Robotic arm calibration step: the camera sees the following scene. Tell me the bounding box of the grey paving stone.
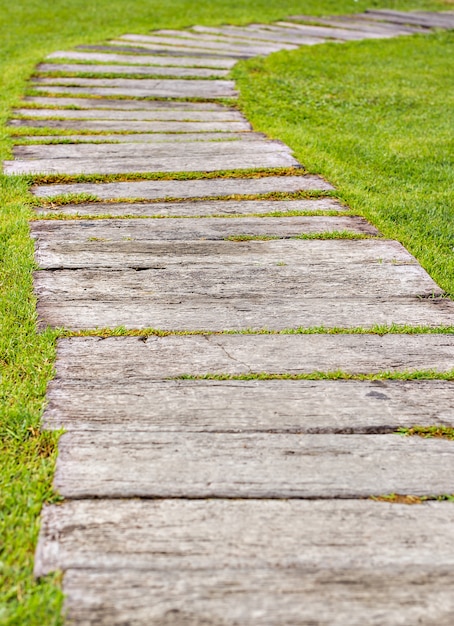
[57,567,454,626]
[8,119,250,132]
[14,139,290,160]
[273,21,393,40]
[364,9,454,28]
[32,175,334,199]
[31,77,238,98]
[113,34,293,55]
[5,151,298,174]
[51,431,454,498]
[51,334,454,379]
[14,107,246,122]
[36,198,345,216]
[36,62,230,78]
[188,25,326,46]
[20,132,261,145]
[35,499,454,624]
[42,378,454,433]
[46,50,237,68]
[22,96,229,110]
[31,216,372,241]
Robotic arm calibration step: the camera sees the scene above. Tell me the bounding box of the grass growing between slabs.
[1,0,454,623]
[233,30,454,295]
[0,176,63,624]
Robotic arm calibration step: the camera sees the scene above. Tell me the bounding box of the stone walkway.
[5,10,454,624]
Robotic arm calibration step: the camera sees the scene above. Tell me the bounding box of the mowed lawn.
[0,0,453,624]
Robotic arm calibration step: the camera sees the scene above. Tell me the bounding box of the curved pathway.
[5,10,454,624]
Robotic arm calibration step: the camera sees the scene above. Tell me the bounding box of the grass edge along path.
[2,5,454,625]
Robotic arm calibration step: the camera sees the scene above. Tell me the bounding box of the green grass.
[1,0,454,623]
[233,30,454,294]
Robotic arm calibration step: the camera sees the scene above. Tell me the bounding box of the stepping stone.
[36,62,230,78]
[33,175,334,199]
[52,430,454,498]
[52,335,454,378]
[18,132,262,145]
[112,34,293,55]
[36,198,345,216]
[288,14,426,34]
[14,108,246,122]
[14,139,290,159]
[35,499,454,624]
[8,119,250,133]
[273,21,394,40]
[5,151,298,175]
[32,237,453,329]
[42,378,454,433]
[31,77,238,98]
[365,9,454,28]
[185,25,326,46]
[46,50,237,68]
[31,215,375,239]
[80,43,247,60]
[22,96,230,110]
[122,31,298,50]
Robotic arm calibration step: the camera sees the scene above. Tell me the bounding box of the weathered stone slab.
[94,42,251,59]
[36,198,345,216]
[32,77,237,98]
[57,567,454,626]
[33,281,453,329]
[290,14,425,34]
[188,25,325,46]
[22,96,228,110]
[52,334,454,379]
[113,34,292,55]
[35,499,454,624]
[365,9,454,28]
[31,217,372,241]
[35,499,454,575]
[14,108,246,122]
[5,151,298,174]
[51,431,454,498]
[46,50,237,68]
[8,119,250,133]
[274,21,390,40]
[42,378,454,433]
[36,62,230,78]
[36,296,453,329]
[31,236,430,267]
[15,140,290,160]
[33,175,334,199]
[19,132,260,145]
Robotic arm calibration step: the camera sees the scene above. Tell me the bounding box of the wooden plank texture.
[15,140,290,159]
[36,62,230,77]
[8,119,251,133]
[36,198,345,216]
[14,108,246,122]
[46,50,237,68]
[32,175,334,199]
[22,96,228,110]
[5,151,299,174]
[31,216,374,239]
[35,499,454,624]
[31,84,236,99]
[51,431,454,498]
[59,567,454,626]
[52,335,454,379]
[35,499,454,574]
[42,378,454,432]
[110,36,290,55]
[19,133,260,145]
